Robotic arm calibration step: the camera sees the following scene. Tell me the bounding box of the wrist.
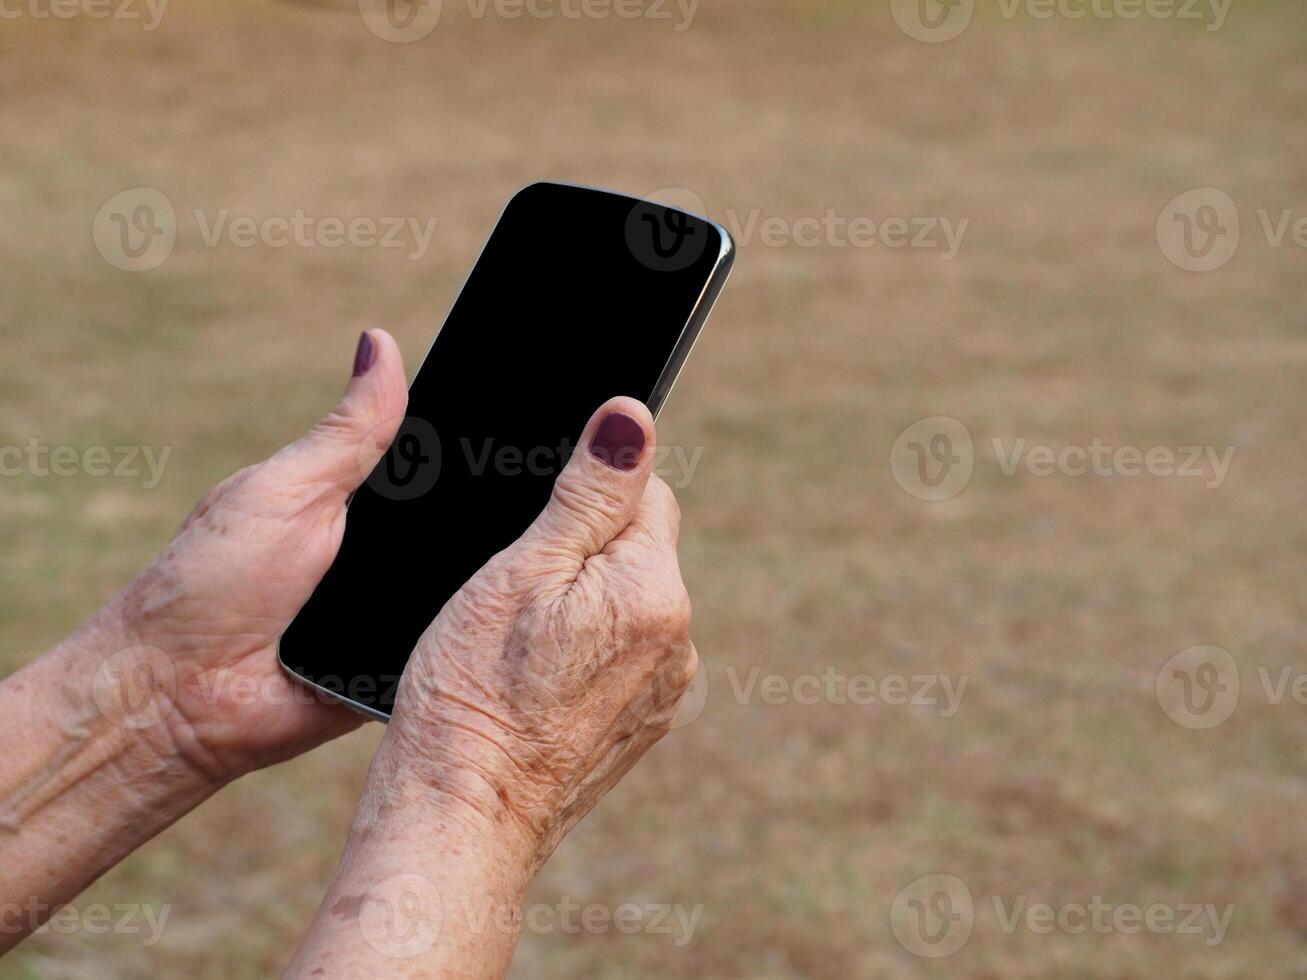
[29,597,224,822]
[0,601,222,948]
[361,727,541,876]
[286,734,537,976]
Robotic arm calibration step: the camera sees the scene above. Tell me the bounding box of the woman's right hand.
[288,397,699,978]
[381,395,697,870]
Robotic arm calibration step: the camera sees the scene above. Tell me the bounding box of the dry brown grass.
[2,0,1307,976]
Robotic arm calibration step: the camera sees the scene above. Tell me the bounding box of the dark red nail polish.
[589,412,646,471]
[352,332,376,377]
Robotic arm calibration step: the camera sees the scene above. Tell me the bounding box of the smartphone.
[278,181,734,718]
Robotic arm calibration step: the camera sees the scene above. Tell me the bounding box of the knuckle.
[177,464,261,532]
[660,643,697,697]
[627,642,696,731]
[679,641,699,683]
[311,405,364,442]
[635,577,692,638]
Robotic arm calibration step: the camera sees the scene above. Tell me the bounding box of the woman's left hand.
[106,329,409,781]
[0,330,410,953]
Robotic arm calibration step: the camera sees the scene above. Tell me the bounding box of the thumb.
[522,396,657,562]
[262,330,408,503]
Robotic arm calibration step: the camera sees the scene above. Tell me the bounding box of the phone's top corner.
[711,219,736,267]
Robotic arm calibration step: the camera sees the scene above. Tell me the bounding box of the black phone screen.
[278,182,730,715]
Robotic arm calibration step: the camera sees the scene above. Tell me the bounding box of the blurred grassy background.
[2,0,1307,976]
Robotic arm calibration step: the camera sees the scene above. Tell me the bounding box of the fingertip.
[351,331,377,377]
[584,396,656,474]
[347,329,408,419]
[366,327,401,359]
[519,398,657,563]
[356,329,403,378]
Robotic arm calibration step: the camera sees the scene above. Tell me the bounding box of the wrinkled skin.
[112,327,696,862]
[0,327,698,972]
[388,433,697,871]
[111,330,408,781]
[284,383,699,977]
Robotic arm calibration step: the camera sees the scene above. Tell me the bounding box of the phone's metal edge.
[276,180,733,723]
[285,672,394,723]
[647,225,735,419]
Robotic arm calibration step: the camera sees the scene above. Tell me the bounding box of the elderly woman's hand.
[391,396,696,865]
[0,331,413,954]
[288,398,698,978]
[108,330,409,780]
